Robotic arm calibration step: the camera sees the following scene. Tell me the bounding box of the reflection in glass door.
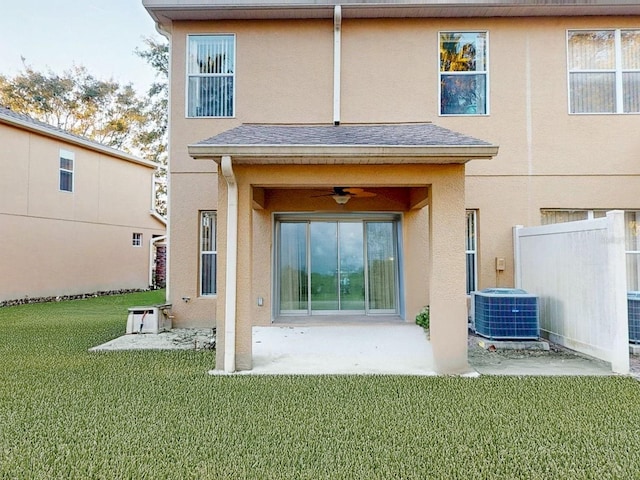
[277,217,398,316]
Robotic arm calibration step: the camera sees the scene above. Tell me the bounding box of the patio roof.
[188,123,499,165]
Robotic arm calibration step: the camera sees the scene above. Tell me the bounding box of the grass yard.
[2,291,640,479]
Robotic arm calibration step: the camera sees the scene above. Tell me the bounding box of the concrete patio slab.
[237,324,436,375]
[90,325,632,377]
[89,328,214,352]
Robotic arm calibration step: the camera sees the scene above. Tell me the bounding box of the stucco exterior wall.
[166,14,640,328]
[0,122,165,302]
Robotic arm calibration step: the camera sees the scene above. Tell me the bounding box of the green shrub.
[416,305,430,329]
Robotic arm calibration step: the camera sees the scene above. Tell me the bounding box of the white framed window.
[568,29,640,114]
[466,210,478,294]
[132,233,143,247]
[187,34,235,118]
[439,31,489,115]
[59,149,74,192]
[200,211,217,295]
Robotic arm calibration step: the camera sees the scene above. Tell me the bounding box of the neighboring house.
[0,106,166,303]
[143,0,640,373]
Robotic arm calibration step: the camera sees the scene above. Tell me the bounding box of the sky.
[0,0,162,94]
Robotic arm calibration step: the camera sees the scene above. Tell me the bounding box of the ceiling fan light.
[332,193,351,205]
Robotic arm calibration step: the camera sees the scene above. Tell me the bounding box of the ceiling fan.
[313,187,376,205]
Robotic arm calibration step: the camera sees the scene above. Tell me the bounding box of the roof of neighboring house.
[0,106,158,169]
[144,0,640,23]
[189,123,499,164]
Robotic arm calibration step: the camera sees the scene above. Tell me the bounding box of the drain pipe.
[333,5,342,126]
[221,155,238,373]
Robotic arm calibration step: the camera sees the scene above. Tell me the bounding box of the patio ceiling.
[188,123,499,165]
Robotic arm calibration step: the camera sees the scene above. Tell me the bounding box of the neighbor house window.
[440,31,488,115]
[466,210,478,294]
[201,211,217,295]
[187,34,235,118]
[541,209,640,290]
[132,233,142,247]
[59,150,74,192]
[568,29,640,114]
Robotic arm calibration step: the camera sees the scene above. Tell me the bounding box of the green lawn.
[2,291,640,479]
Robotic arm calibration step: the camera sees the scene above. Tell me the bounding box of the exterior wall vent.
[471,288,539,340]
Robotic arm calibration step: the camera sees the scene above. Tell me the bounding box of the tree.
[135,37,169,217]
[0,65,148,152]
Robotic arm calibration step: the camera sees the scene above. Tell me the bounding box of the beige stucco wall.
[166,14,640,331]
[0,123,165,302]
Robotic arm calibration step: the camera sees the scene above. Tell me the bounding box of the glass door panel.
[277,217,399,317]
[339,222,365,311]
[279,222,307,313]
[366,222,397,312]
[310,222,339,311]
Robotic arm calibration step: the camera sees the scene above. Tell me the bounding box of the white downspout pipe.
[333,5,342,126]
[221,155,238,373]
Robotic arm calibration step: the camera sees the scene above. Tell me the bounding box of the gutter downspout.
[221,155,238,373]
[333,5,342,126]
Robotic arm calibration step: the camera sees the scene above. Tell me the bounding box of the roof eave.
[0,113,158,169]
[143,0,640,24]
[187,143,499,164]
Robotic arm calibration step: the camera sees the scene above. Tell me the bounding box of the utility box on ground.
[471,288,539,340]
[628,292,640,344]
[126,304,172,334]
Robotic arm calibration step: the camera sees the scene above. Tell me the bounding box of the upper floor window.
[568,29,640,114]
[439,31,489,115]
[59,149,74,192]
[187,34,235,118]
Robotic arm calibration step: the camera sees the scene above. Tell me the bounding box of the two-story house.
[143,0,640,373]
[0,106,166,304]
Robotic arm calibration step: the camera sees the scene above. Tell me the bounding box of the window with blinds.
[187,35,235,118]
[568,29,640,114]
[200,211,217,295]
[59,149,74,193]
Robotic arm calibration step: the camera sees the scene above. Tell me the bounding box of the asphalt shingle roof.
[197,123,492,147]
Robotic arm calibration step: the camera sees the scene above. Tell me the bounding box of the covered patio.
[188,122,498,374]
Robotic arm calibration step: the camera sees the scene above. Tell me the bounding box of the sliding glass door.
[277,216,399,316]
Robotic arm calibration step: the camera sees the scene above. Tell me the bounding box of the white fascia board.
[188,143,499,162]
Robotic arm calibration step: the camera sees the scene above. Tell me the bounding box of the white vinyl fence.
[513,210,629,374]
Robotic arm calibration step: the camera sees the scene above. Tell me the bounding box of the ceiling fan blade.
[352,191,376,198]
